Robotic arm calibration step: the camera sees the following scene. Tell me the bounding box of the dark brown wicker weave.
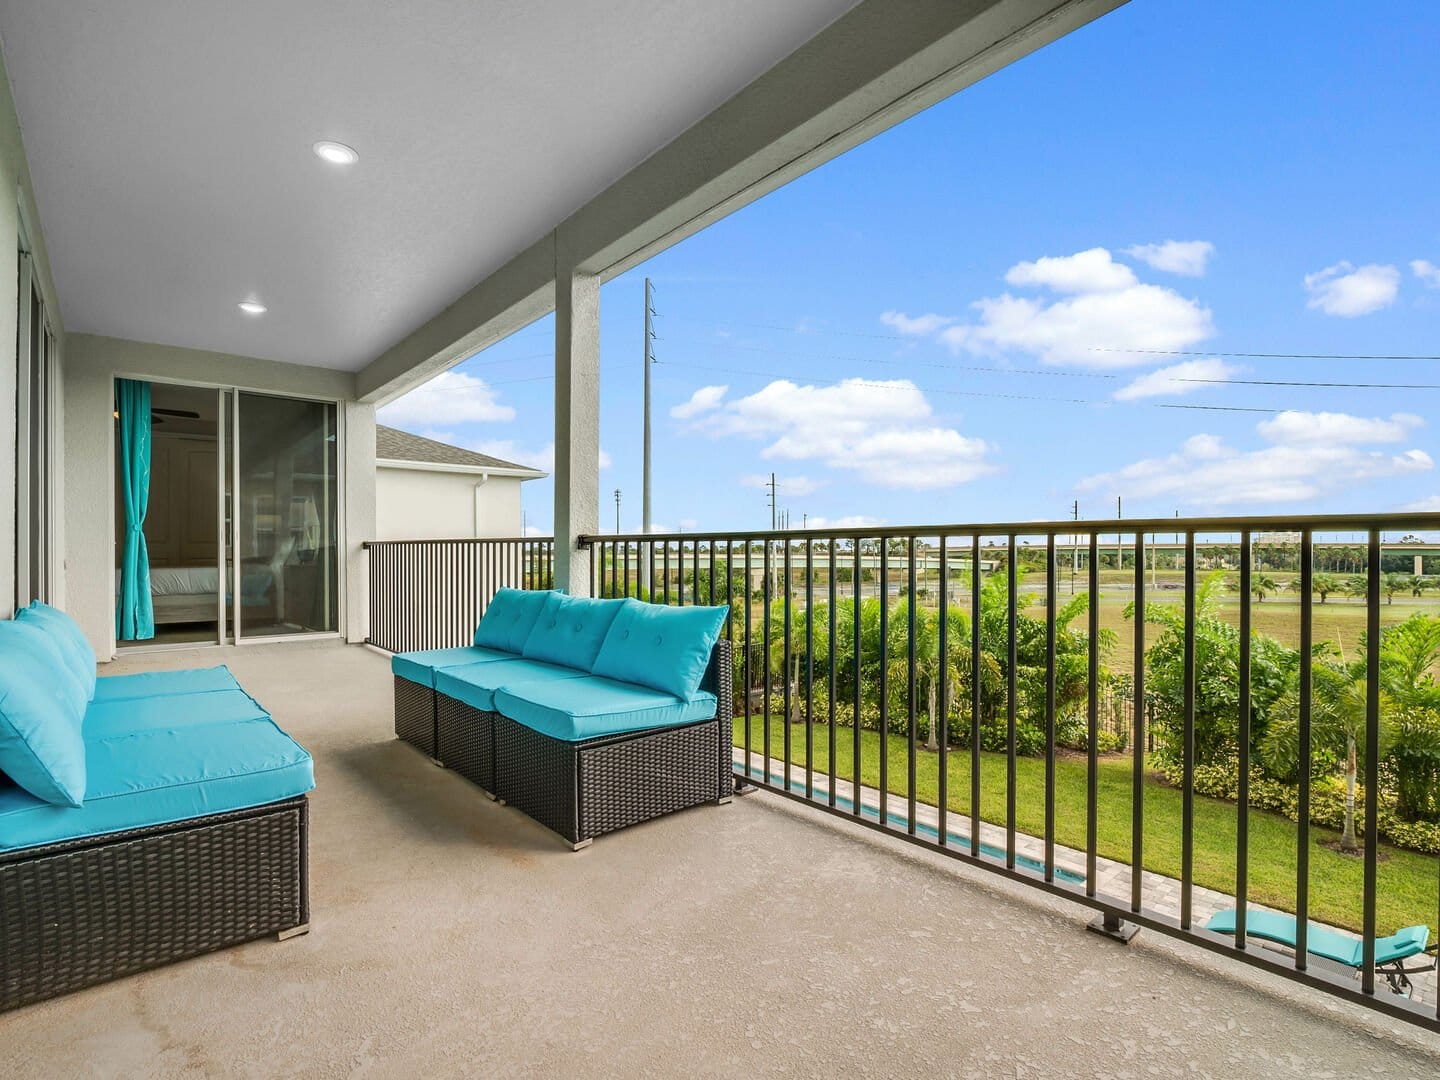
[0,796,309,1012]
[436,693,496,794]
[393,674,437,757]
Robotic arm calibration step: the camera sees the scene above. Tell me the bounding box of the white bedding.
[148,566,220,596]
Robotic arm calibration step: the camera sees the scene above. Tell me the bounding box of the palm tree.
[1262,663,1393,851]
[1382,572,1406,606]
[1406,574,1433,599]
[1253,574,1278,603]
[1312,572,1339,604]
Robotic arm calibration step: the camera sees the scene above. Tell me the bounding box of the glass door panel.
[234,392,339,638]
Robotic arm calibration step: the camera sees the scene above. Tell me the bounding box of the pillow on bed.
[15,601,97,701]
[0,627,88,807]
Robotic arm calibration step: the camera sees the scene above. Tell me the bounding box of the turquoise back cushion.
[591,600,729,700]
[473,588,557,653]
[0,619,87,723]
[521,594,625,671]
[15,601,97,701]
[0,635,88,807]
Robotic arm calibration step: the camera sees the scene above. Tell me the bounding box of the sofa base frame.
[0,797,310,1012]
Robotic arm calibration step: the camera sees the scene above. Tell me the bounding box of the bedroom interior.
[112,381,340,647]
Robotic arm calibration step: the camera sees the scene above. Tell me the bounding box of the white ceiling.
[0,1,859,371]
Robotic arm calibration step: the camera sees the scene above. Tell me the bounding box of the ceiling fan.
[150,407,201,424]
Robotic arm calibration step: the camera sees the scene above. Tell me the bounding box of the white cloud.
[379,370,516,427]
[1123,240,1215,277]
[1004,247,1138,293]
[740,474,826,497]
[1304,262,1400,317]
[1078,411,1432,507]
[678,518,699,531]
[670,384,728,420]
[804,515,887,530]
[683,378,994,490]
[1255,410,1421,447]
[1403,495,1440,512]
[880,310,955,336]
[1113,358,1242,400]
[467,439,609,474]
[1412,259,1440,289]
[523,524,548,538]
[882,247,1214,368]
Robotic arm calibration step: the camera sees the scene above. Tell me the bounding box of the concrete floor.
[6,641,1440,1079]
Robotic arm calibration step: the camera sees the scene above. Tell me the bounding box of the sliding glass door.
[233,392,339,638]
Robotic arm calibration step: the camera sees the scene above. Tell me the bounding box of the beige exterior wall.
[62,333,374,658]
[375,465,526,540]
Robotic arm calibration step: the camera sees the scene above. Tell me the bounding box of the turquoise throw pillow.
[0,619,87,725]
[591,599,729,701]
[474,588,558,653]
[0,642,88,807]
[16,600,97,701]
[521,594,625,671]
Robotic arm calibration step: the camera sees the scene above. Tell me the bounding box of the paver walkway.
[732,746,1438,1009]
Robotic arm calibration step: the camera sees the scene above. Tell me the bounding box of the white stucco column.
[343,400,376,643]
[553,265,600,596]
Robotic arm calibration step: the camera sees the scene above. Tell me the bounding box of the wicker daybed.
[0,605,312,1012]
[392,589,732,848]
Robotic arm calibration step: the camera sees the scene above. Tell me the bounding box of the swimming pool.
[738,766,1087,886]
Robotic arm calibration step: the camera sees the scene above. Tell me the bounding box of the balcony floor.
[8,641,1439,1078]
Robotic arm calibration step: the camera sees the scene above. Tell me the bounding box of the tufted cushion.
[590,599,728,701]
[520,594,624,671]
[473,588,559,653]
[15,601,97,702]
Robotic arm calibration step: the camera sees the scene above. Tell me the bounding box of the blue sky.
[379,0,1440,536]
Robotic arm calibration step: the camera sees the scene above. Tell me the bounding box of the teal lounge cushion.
[391,645,518,687]
[0,618,87,721]
[591,599,728,700]
[494,675,718,742]
[1204,909,1430,968]
[15,600,97,701]
[474,588,559,652]
[0,643,88,807]
[84,688,270,741]
[520,594,624,670]
[0,715,314,852]
[92,665,242,703]
[434,657,589,713]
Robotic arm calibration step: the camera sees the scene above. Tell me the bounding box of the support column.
[553,265,600,596]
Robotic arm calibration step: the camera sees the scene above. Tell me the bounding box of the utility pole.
[641,278,657,590]
[767,472,778,531]
[614,489,621,534]
[1071,500,1079,594]
[1116,495,1123,572]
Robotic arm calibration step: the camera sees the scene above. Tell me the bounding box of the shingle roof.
[375,425,543,475]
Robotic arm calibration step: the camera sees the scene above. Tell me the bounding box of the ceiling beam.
[356,0,1127,404]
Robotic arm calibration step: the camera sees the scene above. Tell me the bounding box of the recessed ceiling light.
[312,140,359,165]
[238,300,267,315]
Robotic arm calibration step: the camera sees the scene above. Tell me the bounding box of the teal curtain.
[116,379,154,640]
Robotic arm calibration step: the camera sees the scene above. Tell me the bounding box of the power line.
[1093,347,1440,361]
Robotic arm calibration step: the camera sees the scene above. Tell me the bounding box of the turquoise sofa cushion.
[0,642,88,808]
[391,645,517,687]
[84,688,270,741]
[591,600,728,700]
[92,665,242,703]
[473,588,558,652]
[15,600,97,701]
[494,676,718,742]
[0,715,314,852]
[434,657,589,713]
[0,618,87,721]
[520,594,624,670]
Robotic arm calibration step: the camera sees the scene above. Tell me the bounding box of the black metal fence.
[581,513,1440,1033]
[363,537,553,653]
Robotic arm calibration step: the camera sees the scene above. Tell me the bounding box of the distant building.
[375,426,545,540]
[1254,531,1301,545]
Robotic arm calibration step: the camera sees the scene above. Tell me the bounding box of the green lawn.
[733,717,1439,939]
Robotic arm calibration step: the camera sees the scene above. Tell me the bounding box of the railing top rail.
[364,537,554,548]
[580,511,1440,546]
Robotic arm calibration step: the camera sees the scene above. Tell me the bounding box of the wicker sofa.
[392,589,732,848]
[0,604,313,1012]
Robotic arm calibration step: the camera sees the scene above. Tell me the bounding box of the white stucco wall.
[62,333,374,658]
[0,45,64,619]
[375,465,526,540]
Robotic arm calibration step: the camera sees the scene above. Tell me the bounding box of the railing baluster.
[1182,530,1196,930]
[879,542,890,828]
[1007,533,1018,870]
[853,539,863,819]
[783,540,793,793]
[904,536,917,834]
[828,539,838,809]
[744,541,754,782]
[970,534,982,862]
[1363,529,1381,994]
[1045,533,1057,882]
[1237,529,1253,949]
[938,535,949,847]
[1086,532,1099,897]
[806,540,816,801]
[1132,531,1145,915]
[1296,529,1311,966]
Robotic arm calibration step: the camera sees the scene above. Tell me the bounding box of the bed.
[117,565,278,625]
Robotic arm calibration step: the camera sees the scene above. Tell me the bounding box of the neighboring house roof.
[375,425,546,478]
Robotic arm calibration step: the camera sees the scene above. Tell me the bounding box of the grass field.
[733,717,1440,939]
